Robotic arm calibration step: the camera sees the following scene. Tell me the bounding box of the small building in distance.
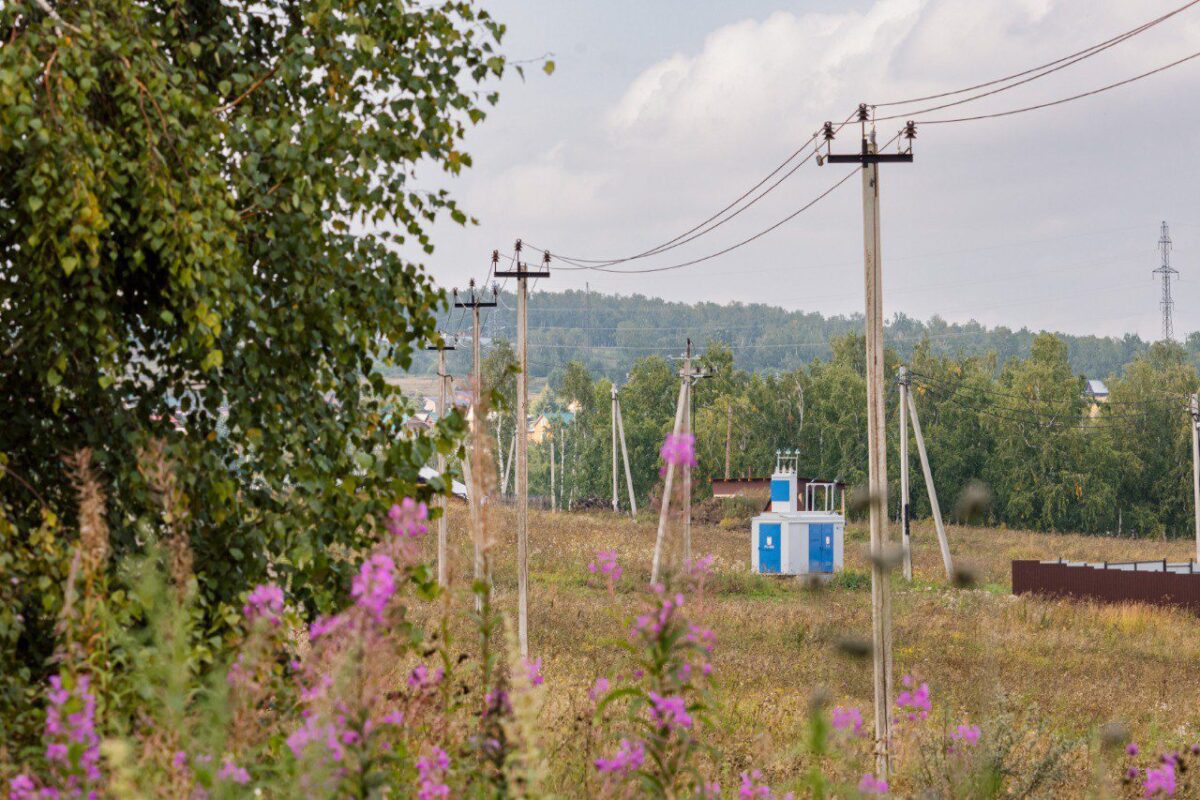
[1084,379,1109,417]
[750,451,845,577]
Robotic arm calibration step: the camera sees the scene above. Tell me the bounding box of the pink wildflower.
[739,770,771,798]
[660,432,697,467]
[416,747,451,800]
[523,657,544,687]
[309,613,349,641]
[896,675,931,721]
[218,758,250,785]
[831,706,864,736]
[588,549,623,592]
[1128,743,1141,756]
[647,691,692,731]
[242,583,285,625]
[595,739,645,775]
[1144,762,1176,797]
[7,775,37,800]
[951,723,981,748]
[858,773,890,794]
[589,677,610,701]
[408,664,445,691]
[43,673,102,792]
[351,553,396,622]
[387,497,429,539]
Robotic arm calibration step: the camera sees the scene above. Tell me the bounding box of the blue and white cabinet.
[751,451,844,576]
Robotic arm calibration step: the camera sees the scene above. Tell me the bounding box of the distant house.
[1084,379,1109,417]
[528,410,575,443]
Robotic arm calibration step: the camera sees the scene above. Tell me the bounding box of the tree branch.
[214,59,282,115]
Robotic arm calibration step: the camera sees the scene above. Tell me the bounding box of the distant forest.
[403,289,1196,382]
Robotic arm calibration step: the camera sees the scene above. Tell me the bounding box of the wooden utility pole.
[824,109,913,778]
[611,383,620,513]
[907,390,953,579]
[424,336,456,587]
[898,367,912,582]
[615,391,637,517]
[724,400,733,481]
[494,244,550,659]
[453,278,497,611]
[549,427,556,512]
[1191,394,1200,561]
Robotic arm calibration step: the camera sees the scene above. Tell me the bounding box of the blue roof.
[1086,379,1109,396]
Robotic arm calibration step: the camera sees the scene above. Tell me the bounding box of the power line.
[873,0,1200,111]
[524,111,859,268]
[915,47,1200,125]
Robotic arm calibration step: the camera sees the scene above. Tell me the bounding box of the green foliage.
[529,331,1199,540]
[0,0,495,696]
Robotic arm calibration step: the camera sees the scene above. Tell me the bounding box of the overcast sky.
[416,0,1200,341]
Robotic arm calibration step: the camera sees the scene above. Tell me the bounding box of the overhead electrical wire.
[908,370,1188,410]
[913,380,1148,429]
[914,47,1200,125]
[521,110,859,269]
[872,0,1200,110]
[540,130,903,276]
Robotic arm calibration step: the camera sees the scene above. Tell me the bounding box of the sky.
[415,0,1200,341]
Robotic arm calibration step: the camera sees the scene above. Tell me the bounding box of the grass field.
[421,504,1200,795]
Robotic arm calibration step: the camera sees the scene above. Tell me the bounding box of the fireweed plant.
[0,435,1173,798]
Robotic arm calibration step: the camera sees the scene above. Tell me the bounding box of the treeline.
[504,334,1199,539]
[402,289,1200,381]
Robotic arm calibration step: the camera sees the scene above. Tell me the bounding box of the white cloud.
[428,0,1200,339]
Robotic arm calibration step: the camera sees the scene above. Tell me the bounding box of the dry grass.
[420,505,1200,794]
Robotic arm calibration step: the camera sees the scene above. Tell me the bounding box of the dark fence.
[1012,560,1200,613]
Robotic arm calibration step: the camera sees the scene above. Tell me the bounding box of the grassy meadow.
[422,504,1200,795]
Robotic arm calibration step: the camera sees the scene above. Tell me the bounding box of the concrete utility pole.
[611,383,620,513]
[898,367,912,582]
[424,336,456,587]
[907,388,953,580]
[824,107,913,779]
[724,400,733,481]
[615,390,637,517]
[1191,394,1200,562]
[453,278,497,611]
[651,340,709,581]
[494,243,550,659]
[549,427,556,512]
[652,351,691,584]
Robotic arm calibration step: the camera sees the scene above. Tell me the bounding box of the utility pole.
[549,425,556,512]
[907,388,953,579]
[453,278,497,611]
[898,367,912,582]
[652,347,691,584]
[1154,222,1178,342]
[724,400,733,481]
[1191,394,1200,562]
[611,383,620,513]
[425,335,456,587]
[823,106,913,779]
[652,340,709,580]
[615,389,637,517]
[494,242,550,659]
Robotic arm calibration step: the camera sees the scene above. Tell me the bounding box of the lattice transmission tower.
[1153,221,1178,342]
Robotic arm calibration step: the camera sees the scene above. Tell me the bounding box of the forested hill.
[410,289,1180,381]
